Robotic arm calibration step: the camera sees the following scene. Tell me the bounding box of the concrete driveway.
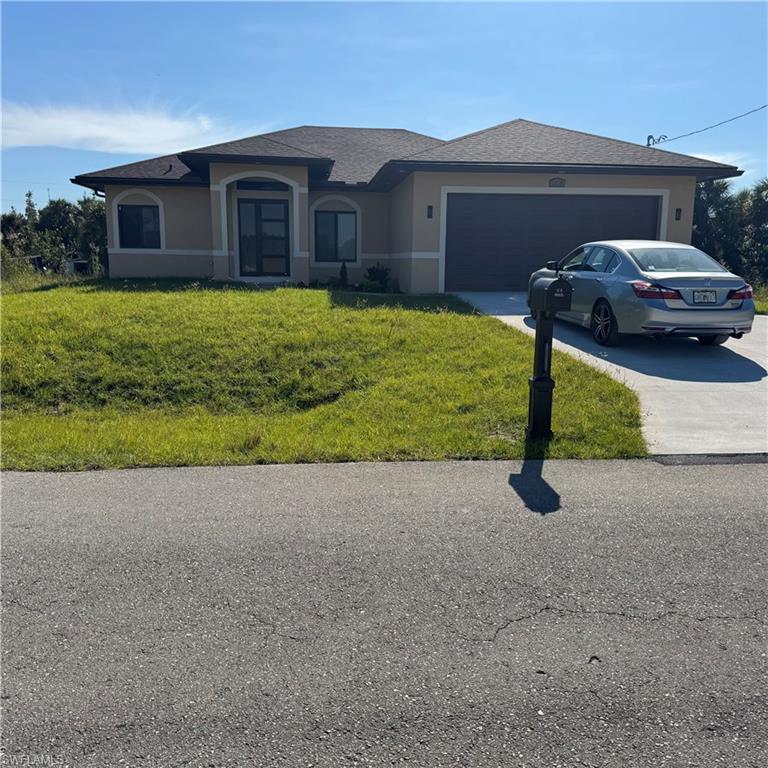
[459,292,767,455]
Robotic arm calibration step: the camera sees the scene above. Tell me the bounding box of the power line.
[647,104,767,146]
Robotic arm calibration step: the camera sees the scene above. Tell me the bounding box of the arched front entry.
[214,170,302,282]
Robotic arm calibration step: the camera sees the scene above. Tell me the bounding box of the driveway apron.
[459,291,768,454]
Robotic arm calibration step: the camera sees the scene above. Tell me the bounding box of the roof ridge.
[513,118,737,169]
[187,132,328,159]
[400,118,525,159]
[277,124,438,134]
[262,125,444,144]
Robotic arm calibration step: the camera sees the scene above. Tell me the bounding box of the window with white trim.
[315,210,357,262]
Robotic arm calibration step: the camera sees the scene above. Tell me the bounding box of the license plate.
[693,290,717,304]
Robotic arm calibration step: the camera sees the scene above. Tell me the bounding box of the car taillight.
[728,284,753,300]
[631,281,682,300]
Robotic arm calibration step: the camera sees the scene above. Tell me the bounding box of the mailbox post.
[527,275,573,440]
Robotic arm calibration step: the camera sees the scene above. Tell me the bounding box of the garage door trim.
[437,185,670,292]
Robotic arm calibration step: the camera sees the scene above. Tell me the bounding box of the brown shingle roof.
[257,126,444,182]
[400,118,736,170]
[184,133,328,160]
[72,119,740,189]
[75,154,203,183]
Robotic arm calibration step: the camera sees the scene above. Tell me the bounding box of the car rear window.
[627,247,727,273]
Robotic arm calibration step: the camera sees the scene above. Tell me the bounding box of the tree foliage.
[692,178,768,283]
[1,191,107,277]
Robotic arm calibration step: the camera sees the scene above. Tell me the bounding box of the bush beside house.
[1,192,107,291]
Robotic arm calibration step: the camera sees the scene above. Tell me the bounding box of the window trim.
[309,195,362,266]
[111,188,166,251]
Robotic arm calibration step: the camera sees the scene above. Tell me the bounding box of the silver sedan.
[528,240,756,346]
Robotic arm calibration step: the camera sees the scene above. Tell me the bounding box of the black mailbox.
[529,275,573,314]
[526,275,572,441]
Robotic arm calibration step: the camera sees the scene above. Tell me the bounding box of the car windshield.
[627,246,727,273]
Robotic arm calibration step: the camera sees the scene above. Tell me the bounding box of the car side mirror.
[545,260,559,272]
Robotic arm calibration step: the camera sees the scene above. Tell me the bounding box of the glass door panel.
[238,199,290,277]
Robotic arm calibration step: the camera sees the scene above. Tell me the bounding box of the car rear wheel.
[697,334,729,346]
[591,301,620,346]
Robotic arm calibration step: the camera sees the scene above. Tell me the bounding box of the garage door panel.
[445,193,659,291]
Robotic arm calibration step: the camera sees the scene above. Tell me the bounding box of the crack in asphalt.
[461,603,766,643]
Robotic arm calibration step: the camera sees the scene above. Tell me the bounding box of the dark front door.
[238,199,290,277]
[444,193,660,291]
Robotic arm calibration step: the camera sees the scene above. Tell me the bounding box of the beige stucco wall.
[105,185,214,278]
[108,253,214,279]
[308,190,390,256]
[383,176,417,290]
[208,163,308,189]
[104,169,698,290]
[394,257,439,294]
[307,190,391,285]
[388,175,415,255]
[105,186,213,251]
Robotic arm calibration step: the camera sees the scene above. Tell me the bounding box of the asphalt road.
[459,292,768,455]
[2,459,767,767]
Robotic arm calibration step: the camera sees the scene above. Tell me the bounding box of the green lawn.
[1,280,646,470]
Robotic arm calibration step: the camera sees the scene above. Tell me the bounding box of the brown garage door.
[445,193,660,291]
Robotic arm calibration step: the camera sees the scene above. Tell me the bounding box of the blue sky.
[2,1,766,212]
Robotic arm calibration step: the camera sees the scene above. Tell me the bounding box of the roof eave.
[367,160,742,189]
[179,151,333,167]
[71,176,208,192]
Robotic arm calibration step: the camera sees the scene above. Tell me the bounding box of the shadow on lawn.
[75,278,263,293]
[508,438,561,515]
[21,279,476,315]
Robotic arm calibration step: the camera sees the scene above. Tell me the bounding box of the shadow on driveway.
[521,316,767,384]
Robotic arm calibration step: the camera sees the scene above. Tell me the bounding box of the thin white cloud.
[692,151,750,172]
[1,102,261,154]
[690,151,762,187]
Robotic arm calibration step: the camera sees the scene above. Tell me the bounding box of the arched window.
[112,189,165,250]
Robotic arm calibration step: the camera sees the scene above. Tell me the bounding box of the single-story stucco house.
[72,119,742,292]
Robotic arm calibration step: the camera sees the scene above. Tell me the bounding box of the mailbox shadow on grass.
[508,439,561,516]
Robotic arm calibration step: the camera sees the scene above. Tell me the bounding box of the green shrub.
[360,262,391,292]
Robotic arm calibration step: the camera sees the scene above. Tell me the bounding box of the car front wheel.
[697,334,729,346]
[591,301,620,346]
